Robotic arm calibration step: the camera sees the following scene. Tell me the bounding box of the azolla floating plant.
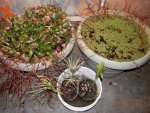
[80,14,149,61]
[0,5,74,71]
[77,0,150,70]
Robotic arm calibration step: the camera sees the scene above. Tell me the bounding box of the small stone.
[109,81,112,85]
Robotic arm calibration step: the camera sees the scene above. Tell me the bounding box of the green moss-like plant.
[81,15,149,61]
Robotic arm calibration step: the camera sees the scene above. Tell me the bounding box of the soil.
[79,79,97,101]
[62,78,97,107]
[81,15,149,61]
[60,80,78,101]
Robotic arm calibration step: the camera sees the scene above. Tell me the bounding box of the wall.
[0,0,150,26]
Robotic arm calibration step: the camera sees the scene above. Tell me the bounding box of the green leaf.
[36,21,43,27]
[61,34,70,41]
[22,35,28,39]
[23,22,30,28]
[50,28,55,34]
[11,38,16,43]
[24,43,29,47]
[14,24,20,31]
[62,22,69,28]
[14,42,21,48]
[51,13,60,20]
[37,42,45,50]
[45,45,52,51]
[51,41,57,47]
[45,51,50,56]
[28,50,33,60]
[79,92,86,97]
[96,63,104,80]
[9,49,17,56]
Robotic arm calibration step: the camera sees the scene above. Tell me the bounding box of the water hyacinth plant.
[0,6,72,63]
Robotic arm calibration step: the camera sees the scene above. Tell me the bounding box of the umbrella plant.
[0,6,72,63]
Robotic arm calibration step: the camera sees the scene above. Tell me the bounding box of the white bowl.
[57,67,102,111]
[77,11,150,71]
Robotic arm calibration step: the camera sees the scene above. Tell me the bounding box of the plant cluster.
[64,57,84,74]
[59,58,103,102]
[81,14,149,61]
[0,6,71,63]
[60,74,98,102]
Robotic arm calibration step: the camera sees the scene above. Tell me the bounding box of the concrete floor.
[0,43,150,113]
[0,0,150,113]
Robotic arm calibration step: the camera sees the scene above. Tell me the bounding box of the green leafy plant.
[81,15,149,62]
[0,6,71,63]
[62,57,84,89]
[30,75,58,96]
[96,63,104,80]
[58,58,85,101]
[64,57,84,74]
[63,76,80,87]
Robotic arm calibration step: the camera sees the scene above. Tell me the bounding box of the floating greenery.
[0,6,71,63]
[81,15,149,61]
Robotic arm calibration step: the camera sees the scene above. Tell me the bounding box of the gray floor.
[0,42,150,113]
[0,0,150,112]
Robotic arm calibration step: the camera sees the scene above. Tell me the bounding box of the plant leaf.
[96,63,104,80]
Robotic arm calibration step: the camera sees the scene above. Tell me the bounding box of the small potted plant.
[59,75,79,101]
[0,6,75,71]
[79,63,104,101]
[57,58,103,111]
[29,57,103,111]
[58,57,82,101]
